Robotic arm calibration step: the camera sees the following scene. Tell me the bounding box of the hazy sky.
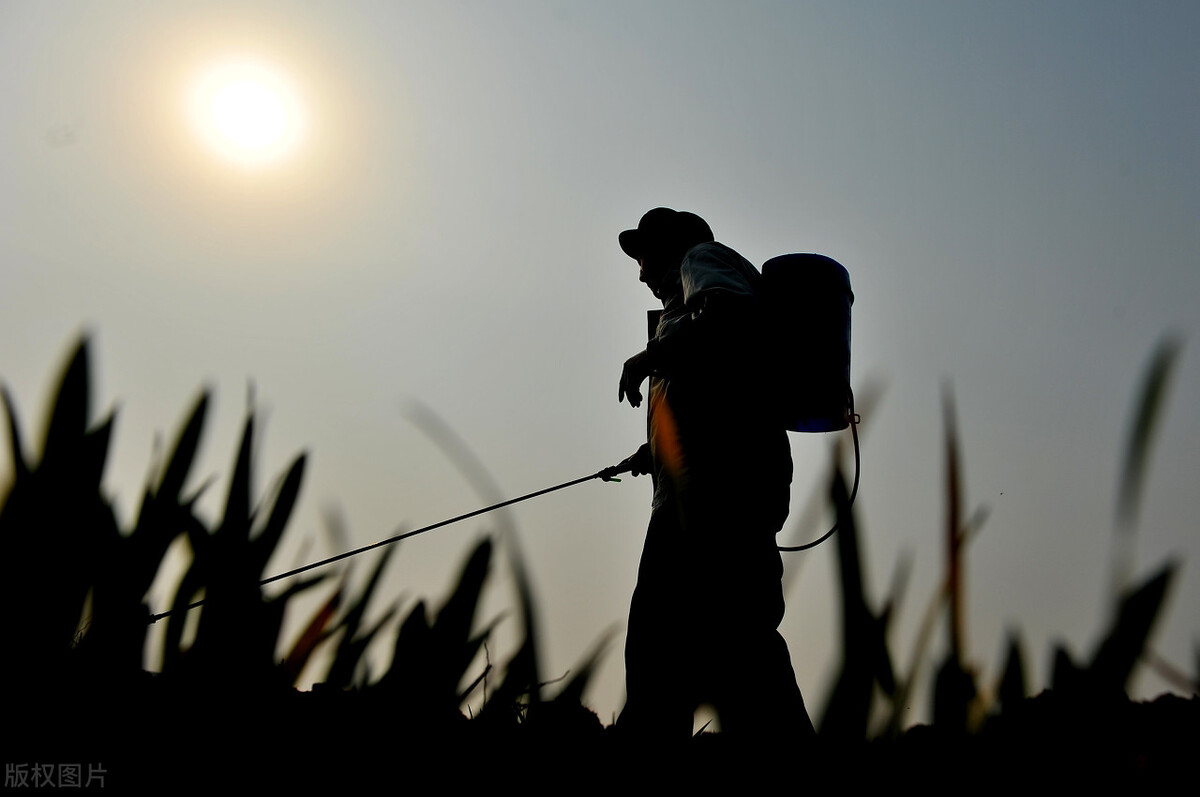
[2,1,1197,727]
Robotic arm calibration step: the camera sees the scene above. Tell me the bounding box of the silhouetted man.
[604,207,816,742]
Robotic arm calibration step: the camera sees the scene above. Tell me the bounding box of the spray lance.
[147,468,619,624]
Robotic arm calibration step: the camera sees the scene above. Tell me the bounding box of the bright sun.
[190,59,305,168]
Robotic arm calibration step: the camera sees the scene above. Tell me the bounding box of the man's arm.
[617,244,760,407]
[643,243,761,377]
[618,349,653,408]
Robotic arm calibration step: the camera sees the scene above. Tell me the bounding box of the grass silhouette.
[1,335,1195,787]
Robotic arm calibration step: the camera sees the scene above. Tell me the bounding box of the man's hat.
[619,207,713,260]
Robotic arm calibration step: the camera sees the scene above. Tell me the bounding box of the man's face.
[637,256,659,299]
[637,251,674,300]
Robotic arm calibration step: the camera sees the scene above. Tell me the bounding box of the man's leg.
[617,505,695,740]
[695,487,816,741]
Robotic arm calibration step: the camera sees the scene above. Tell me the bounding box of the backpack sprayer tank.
[761,253,854,433]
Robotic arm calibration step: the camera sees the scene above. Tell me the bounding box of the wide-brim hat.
[619,207,713,259]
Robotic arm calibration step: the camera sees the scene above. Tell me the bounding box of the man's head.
[619,208,714,297]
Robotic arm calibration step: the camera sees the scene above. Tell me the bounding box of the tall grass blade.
[221,414,255,541]
[505,530,541,693]
[329,605,398,690]
[399,397,517,538]
[942,384,965,663]
[476,531,543,723]
[552,626,617,706]
[2,385,29,483]
[1111,335,1183,604]
[931,385,977,733]
[882,550,913,625]
[1051,643,1082,692]
[82,412,115,489]
[1115,335,1183,530]
[252,453,307,571]
[40,337,90,468]
[325,546,398,689]
[381,600,434,697]
[820,467,889,740]
[158,391,209,500]
[1089,561,1177,693]
[424,538,494,702]
[283,585,342,686]
[129,396,212,601]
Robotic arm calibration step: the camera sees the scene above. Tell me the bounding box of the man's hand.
[599,443,653,481]
[618,350,653,408]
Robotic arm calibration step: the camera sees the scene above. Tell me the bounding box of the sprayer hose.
[777,403,861,553]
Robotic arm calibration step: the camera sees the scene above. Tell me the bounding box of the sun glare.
[190,59,306,168]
